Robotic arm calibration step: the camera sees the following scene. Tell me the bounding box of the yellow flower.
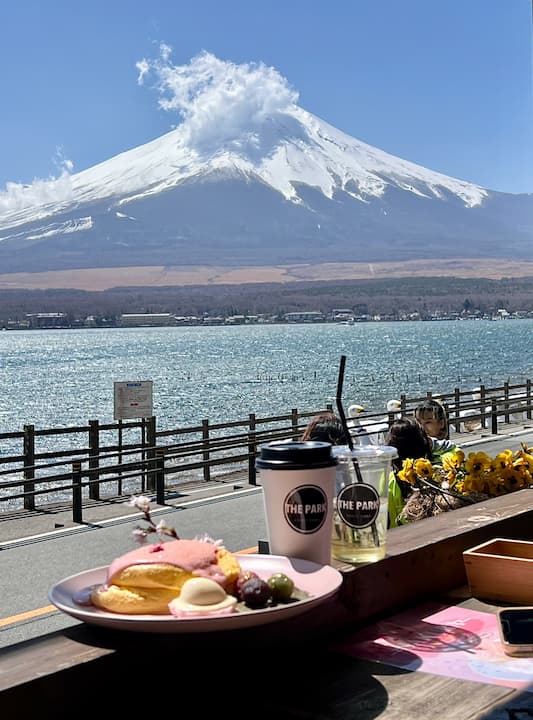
[489,475,507,497]
[398,458,416,485]
[414,458,433,479]
[486,457,498,473]
[501,467,525,493]
[495,450,513,471]
[460,473,478,494]
[465,452,491,477]
[441,450,465,485]
[442,450,464,472]
[394,444,531,518]
[455,480,465,494]
[513,451,533,475]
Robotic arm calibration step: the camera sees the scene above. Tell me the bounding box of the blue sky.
[1,0,532,194]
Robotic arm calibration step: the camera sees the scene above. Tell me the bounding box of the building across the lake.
[284,311,324,323]
[119,313,176,327]
[26,313,69,328]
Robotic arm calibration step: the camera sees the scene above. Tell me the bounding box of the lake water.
[2,320,533,435]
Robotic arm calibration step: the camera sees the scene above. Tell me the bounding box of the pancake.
[90,538,241,614]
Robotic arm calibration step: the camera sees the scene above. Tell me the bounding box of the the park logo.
[336,483,380,529]
[283,485,328,533]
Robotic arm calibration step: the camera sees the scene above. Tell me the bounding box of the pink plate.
[48,554,343,633]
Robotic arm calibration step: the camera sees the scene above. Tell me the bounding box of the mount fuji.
[0,103,532,276]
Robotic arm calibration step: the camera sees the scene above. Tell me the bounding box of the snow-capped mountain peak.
[0,50,530,274]
[0,102,488,234]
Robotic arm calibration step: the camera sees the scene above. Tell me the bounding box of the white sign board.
[114,380,153,420]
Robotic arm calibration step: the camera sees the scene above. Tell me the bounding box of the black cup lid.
[255,441,337,470]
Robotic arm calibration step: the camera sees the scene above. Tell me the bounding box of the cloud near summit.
[0,49,299,215]
[0,150,74,217]
[136,46,299,154]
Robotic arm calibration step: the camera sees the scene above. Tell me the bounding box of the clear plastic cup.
[331,444,398,564]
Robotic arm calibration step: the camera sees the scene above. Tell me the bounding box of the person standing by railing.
[414,399,461,461]
[415,398,449,440]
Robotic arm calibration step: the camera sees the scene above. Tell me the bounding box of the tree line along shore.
[2,275,533,326]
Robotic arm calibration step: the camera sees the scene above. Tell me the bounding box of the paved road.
[2,424,533,649]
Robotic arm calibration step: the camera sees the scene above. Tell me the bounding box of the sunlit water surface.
[1,321,532,502]
[2,320,532,433]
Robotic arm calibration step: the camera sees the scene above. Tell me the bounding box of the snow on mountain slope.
[0,105,488,235]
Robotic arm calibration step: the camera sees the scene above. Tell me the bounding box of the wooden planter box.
[463,537,533,604]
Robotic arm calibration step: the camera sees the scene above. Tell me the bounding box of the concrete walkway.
[1,422,533,546]
[0,475,259,546]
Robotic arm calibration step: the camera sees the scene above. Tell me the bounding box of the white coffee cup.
[255,441,338,565]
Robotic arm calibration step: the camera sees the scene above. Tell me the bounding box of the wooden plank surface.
[0,629,522,719]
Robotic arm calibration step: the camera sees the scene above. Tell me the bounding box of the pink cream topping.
[107,539,222,584]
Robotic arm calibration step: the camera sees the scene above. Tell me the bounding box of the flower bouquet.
[397,442,533,523]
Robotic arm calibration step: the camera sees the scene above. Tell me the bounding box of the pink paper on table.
[331,602,533,690]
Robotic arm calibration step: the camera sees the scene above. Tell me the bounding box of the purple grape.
[240,577,273,609]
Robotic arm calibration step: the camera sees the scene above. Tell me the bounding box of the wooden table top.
[3,591,532,719]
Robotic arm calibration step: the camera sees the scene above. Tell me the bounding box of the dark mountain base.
[1,178,532,273]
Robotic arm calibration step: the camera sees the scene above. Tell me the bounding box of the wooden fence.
[0,407,327,518]
[1,380,532,521]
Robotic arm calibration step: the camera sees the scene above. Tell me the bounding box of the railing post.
[155,448,165,505]
[453,387,461,433]
[23,424,35,511]
[480,385,487,428]
[145,416,157,493]
[88,419,100,500]
[504,381,510,424]
[291,408,299,438]
[528,379,532,421]
[248,413,257,486]
[491,401,498,435]
[72,461,83,523]
[202,419,210,483]
[117,418,124,493]
[387,411,395,430]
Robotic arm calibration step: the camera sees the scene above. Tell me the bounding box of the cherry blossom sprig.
[126,495,180,545]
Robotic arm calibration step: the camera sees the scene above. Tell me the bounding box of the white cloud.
[136,46,299,155]
[0,49,299,216]
[53,145,73,174]
[0,149,73,215]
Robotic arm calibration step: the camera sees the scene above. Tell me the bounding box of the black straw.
[335,356,353,450]
[335,354,380,546]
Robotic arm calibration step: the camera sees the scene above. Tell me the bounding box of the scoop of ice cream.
[168,577,238,617]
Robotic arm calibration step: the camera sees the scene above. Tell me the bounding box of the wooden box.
[463,538,533,604]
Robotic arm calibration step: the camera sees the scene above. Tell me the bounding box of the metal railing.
[0,407,328,518]
[1,379,533,520]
